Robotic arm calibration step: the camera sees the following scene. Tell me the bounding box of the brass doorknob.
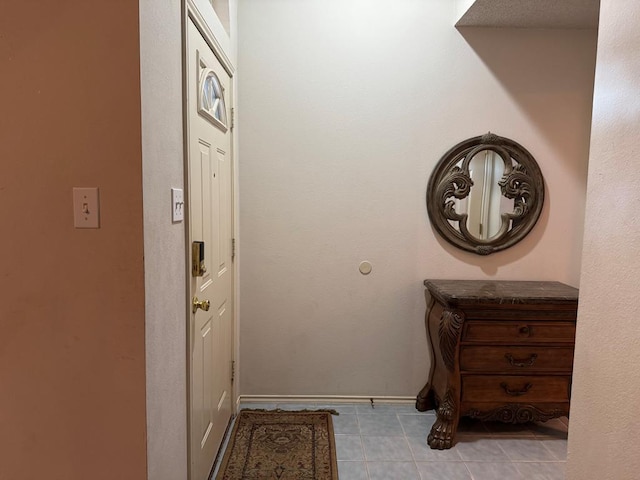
[192,297,211,314]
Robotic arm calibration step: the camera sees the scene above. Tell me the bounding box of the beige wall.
[237,0,596,397]
[0,2,147,480]
[139,1,187,479]
[567,0,640,478]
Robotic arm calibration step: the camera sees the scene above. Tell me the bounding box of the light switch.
[73,187,100,228]
[172,188,184,222]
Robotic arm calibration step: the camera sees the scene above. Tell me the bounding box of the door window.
[198,66,228,131]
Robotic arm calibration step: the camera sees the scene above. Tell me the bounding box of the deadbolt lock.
[192,241,207,277]
[192,297,210,314]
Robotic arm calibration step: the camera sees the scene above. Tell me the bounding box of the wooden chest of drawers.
[416,280,579,449]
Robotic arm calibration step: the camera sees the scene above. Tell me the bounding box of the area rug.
[215,409,339,480]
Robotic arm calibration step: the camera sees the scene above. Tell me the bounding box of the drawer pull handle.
[519,326,531,336]
[500,382,532,396]
[505,353,538,367]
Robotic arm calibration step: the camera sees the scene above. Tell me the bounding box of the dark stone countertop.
[424,279,579,306]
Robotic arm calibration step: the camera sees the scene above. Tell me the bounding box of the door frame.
[182,1,238,477]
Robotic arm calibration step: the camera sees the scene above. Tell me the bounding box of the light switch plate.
[172,188,184,222]
[73,187,100,228]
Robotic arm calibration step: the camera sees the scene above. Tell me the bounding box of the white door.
[186,19,234,480]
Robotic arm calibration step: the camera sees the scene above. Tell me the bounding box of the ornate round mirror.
[426,133,544,255]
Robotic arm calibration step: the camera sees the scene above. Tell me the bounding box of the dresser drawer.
[462,375,571,403]
[462,321,575,343]
[460,346,574,373]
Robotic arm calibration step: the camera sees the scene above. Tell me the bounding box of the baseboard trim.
[238,394,416,405]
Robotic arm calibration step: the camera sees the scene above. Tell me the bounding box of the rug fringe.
[240,408,340,415]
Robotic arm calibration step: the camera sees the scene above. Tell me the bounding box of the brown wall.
[0,2,147,479]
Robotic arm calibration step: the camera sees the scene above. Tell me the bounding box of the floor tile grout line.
[355,413,371,479]
[403,414,420,473]
[494,436,519,463]
[462,461,477,480]
[539,436,566,462]
[363,451,372,480]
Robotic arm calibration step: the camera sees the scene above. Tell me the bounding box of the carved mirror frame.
[427,133,545,255]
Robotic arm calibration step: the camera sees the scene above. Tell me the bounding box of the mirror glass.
[449,151,515,240]
[427,133,544,255]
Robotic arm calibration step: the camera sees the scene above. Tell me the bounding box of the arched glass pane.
[199,68,227,129]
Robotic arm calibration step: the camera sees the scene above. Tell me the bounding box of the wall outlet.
[172,188,184,222]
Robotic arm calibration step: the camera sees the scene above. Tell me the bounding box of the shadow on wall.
[456,27,598,177]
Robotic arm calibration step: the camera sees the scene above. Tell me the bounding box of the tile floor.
[214,402,568,480]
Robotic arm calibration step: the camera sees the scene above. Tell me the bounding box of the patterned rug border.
[239,408,340,415]
[215,409,339,480]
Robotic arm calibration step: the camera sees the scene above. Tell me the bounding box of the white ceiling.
[456,0,600,29]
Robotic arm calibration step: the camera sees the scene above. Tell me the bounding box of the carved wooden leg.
[416,382,436,412]
[427,388,459,449]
